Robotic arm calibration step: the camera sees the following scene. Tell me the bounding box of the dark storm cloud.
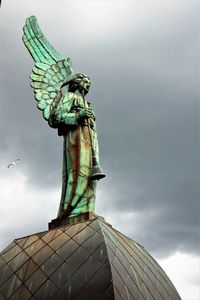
[0,0,199,257]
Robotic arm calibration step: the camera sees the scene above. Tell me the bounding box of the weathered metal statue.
[23,16,105,219]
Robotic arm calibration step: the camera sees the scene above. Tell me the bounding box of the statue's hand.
[78,108,95,121]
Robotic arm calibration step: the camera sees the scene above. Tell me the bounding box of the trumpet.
[82,95,106,181]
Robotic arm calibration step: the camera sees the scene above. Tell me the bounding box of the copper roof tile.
[0,264,13,287]
[56,238,79,261]
[41,228,63,244]
[35,279,57,299]
[0,274,22,298]
[48,232,70,251]
[24,238,46,257]
[9,286,32,300]
[32,244,54,266]
[16,258,39,282]
[7,251,29,272]
[1,244,22,263]
[24,268,48,294]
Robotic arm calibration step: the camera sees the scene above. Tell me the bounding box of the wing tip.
[23,15,37,42]
[25,15,37,23]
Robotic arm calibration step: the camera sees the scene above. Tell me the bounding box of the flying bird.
[7,159,21,168]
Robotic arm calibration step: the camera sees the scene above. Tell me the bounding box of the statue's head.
[68,73,91,96]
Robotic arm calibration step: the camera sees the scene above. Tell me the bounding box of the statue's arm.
[62,108,95,125]
[60,111,79,126]
[49,92,95,128]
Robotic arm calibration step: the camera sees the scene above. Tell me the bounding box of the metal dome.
[0,216,181,300]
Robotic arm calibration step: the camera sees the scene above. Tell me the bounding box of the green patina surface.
[23,16,101,218]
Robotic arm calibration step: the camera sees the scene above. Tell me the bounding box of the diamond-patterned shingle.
[0,215,181,299]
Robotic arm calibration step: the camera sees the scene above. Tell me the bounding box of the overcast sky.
[0,1,199,299]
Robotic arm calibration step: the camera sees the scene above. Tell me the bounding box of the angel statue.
[23,16,105,219]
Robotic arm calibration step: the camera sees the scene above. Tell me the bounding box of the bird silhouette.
[7,159,21,168]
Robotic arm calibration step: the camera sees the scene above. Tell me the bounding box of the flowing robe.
[52,92,99,217]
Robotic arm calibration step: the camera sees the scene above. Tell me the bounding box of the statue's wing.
[22,16,74,121]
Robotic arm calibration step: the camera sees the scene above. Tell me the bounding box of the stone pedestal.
[0,215,181,299]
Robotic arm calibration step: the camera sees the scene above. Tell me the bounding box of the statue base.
[48,212,99,229]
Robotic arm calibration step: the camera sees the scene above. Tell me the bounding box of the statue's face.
[68,73,91,96]
[81,76,91,95]
[76,74,91,95]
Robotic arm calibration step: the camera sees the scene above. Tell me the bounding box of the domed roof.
[0,216,181,299]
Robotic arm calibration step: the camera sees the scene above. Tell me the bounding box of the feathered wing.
[22,16,74,121]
